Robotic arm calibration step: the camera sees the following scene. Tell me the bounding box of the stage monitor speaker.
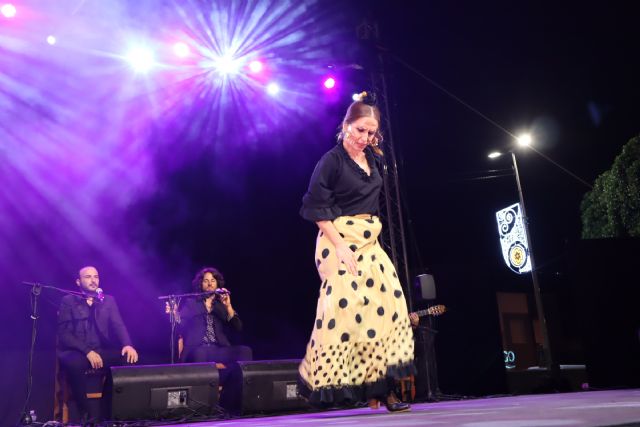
[238,359,310,414]
[111,363,219,421]
[415,274,436,300]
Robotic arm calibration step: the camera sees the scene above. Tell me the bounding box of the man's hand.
[218,291,231,307]
[122,345,139,364]
[219,291,235,319]
[86,350,103,369]
[409,312,419,328]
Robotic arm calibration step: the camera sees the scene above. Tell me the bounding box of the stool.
[399,374,416,402]
[54,359,107,423]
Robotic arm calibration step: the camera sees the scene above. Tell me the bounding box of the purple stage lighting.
[248,60,263,73]
[126,46,155,73]
[213,53,241,76]
[172,42,190,58]
[323,77,336,89]
[266,82,280,96]
[0,0,350,334]
[1,3,17,18]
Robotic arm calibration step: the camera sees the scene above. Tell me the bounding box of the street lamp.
[490,135,555,373]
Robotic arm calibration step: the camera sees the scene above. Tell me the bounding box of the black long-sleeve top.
[178,298,242,348]
[57,294,133,355]
[300,144,383,222]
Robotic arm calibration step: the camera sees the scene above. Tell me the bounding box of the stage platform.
[153,389,640,427]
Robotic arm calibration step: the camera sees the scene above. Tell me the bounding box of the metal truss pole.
[357,19,413,310]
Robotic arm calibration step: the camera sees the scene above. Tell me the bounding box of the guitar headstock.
[427,304,446,316]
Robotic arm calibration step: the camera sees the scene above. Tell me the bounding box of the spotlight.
[266,82,280,96]
[46,35,56,45]
[173,42,190,58]
[323,77,336,89]
[1,3,17,18]
[352,93,360,101]
[214,53,241,76]
[125,47,155,73]
[248,60,263,73]
[488,152,502,159]
[517,133,532,146]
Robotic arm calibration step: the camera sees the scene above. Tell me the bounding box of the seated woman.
[178,267,252,414]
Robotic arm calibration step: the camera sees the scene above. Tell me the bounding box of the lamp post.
[490,134,554,372]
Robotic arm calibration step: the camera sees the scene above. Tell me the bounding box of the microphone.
[214,288,230,296]
[95,288,105,302]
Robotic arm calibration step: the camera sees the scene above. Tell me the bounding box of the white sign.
[496,203,531,274]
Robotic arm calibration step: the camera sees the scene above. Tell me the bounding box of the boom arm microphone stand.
[158,290,228,364]
[17,281,89,426]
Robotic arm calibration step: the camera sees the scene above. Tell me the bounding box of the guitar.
[412,304,446,318]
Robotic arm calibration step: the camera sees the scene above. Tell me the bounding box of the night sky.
[1,0,638,419]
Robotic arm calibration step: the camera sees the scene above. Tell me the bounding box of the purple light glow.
[266,82,280,95]
[323,77,336,89]
[212,52,242,76]
[125,46,155,73]
[0,0,350,344]
[172,41,190,58]
[1,3,16,18]
[248,60,263,73]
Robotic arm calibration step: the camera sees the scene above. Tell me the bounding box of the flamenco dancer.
[298,92,414,412]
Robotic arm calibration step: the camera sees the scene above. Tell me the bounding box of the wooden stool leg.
[368,398,380,409]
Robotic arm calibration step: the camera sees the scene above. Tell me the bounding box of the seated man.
[57,266,138,422]
[178,267,252,414]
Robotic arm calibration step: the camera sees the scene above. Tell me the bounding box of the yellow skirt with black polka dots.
[298,215,415,406]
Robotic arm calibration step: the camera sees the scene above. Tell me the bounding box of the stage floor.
[157,389,640,427]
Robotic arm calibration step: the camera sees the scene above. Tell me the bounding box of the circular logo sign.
[509,242,528,269]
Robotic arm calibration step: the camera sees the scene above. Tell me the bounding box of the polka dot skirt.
[298,215,415,406]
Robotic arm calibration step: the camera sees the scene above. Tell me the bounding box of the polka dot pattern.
[301,215,414,400]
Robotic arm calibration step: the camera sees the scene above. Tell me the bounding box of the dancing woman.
[298,93,414,412]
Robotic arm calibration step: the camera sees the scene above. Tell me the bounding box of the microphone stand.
[158,291,219,364]
[18,282,89,426]
[158,291,225,364]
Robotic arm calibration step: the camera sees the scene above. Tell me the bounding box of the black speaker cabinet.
[238,359,310,414]
[111,363,219,421]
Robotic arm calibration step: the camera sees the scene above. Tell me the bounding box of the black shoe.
[384,400,411,412]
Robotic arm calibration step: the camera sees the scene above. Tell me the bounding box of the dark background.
[2,0,639,422]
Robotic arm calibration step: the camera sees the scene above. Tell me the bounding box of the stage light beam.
[248,60,263,73]
[323,77,336,89]
[488,152,503,159]
[214,53,241,76]
[125,47,155,73]
[173,42,190,58]
[46,35,57,45]
[266,82,280,96]
[1,3,17,18]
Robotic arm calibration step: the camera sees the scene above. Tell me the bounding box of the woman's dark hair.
[191,266,225,294]
[337,94,384,155]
